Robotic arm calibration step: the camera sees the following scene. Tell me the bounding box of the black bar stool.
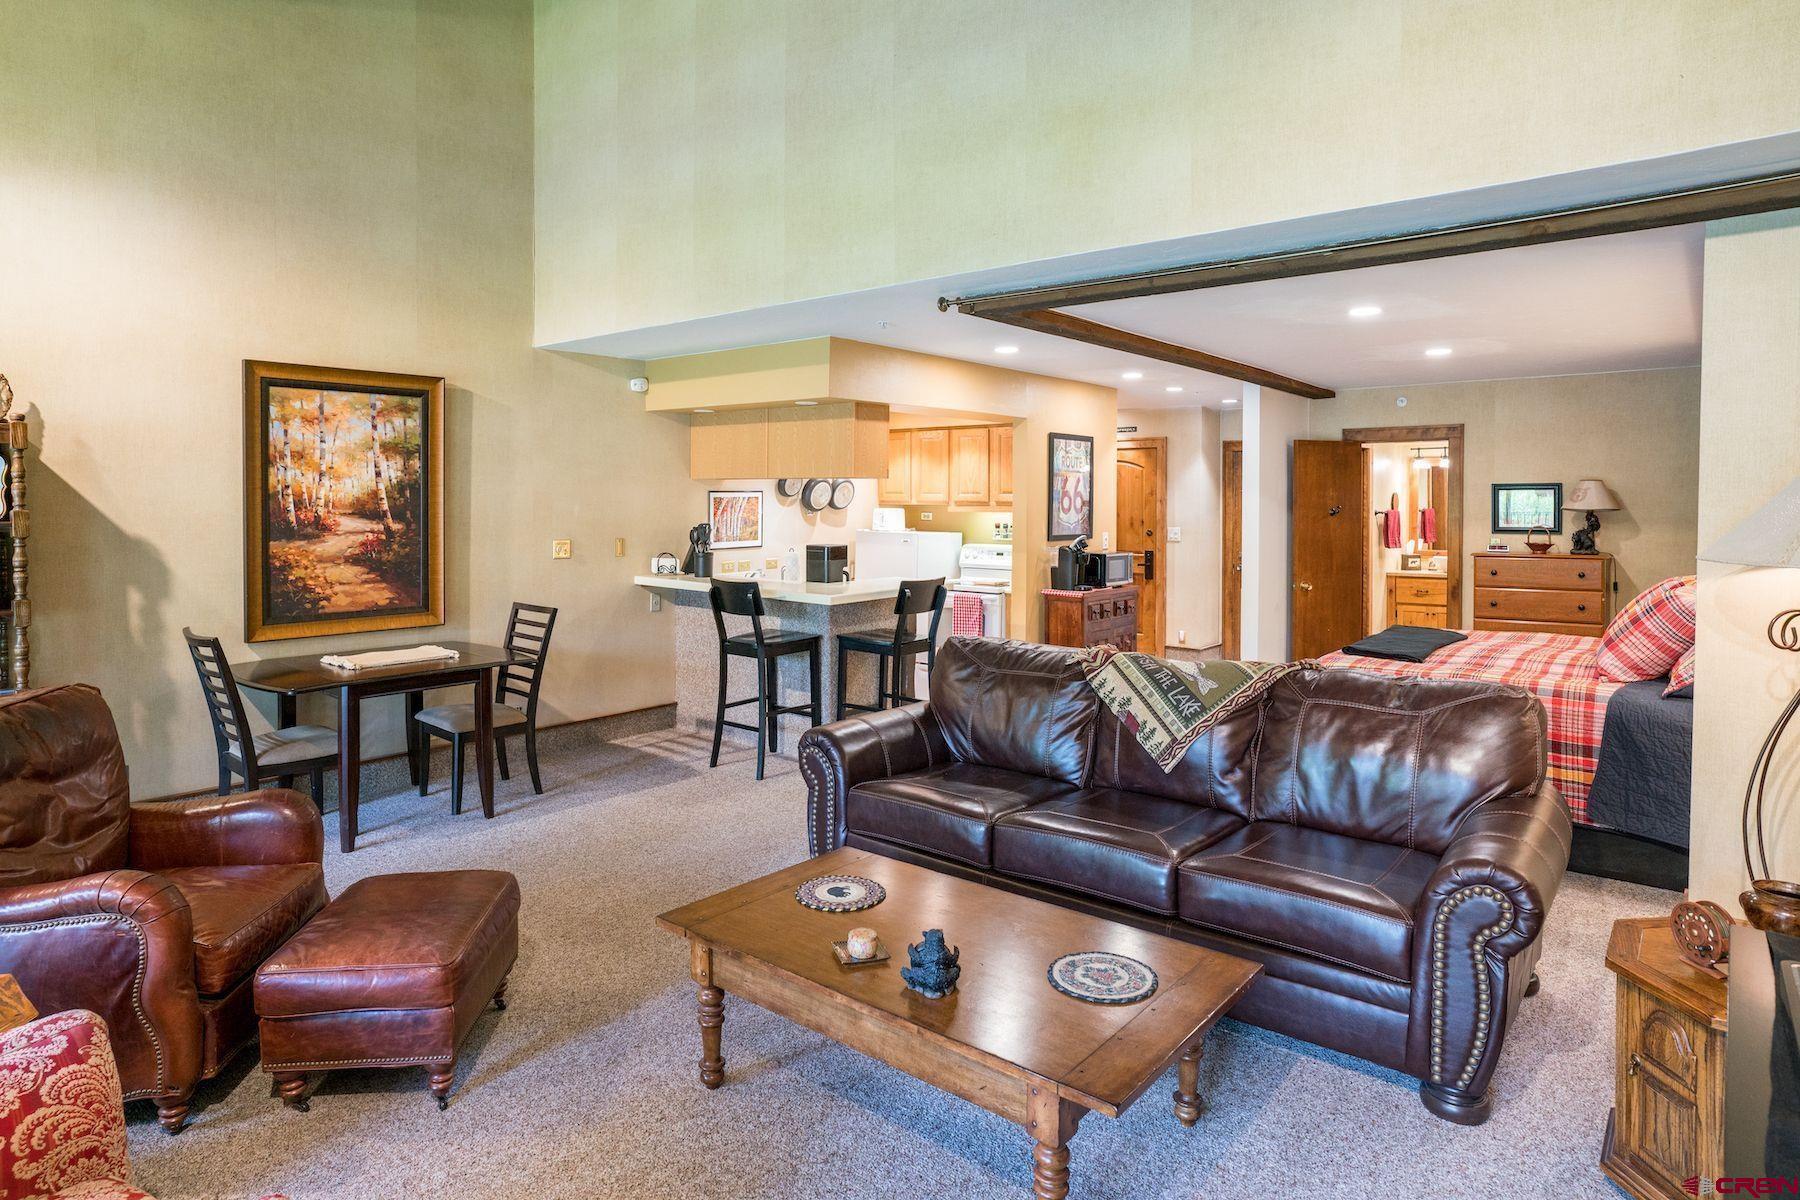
[836,578,947,719]
[708,579,823,780]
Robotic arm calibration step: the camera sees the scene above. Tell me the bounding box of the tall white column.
[1239,383,1310,661]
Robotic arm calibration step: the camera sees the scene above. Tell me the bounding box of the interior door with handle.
[1290,440,1366,660]
[1117,441,1166,654]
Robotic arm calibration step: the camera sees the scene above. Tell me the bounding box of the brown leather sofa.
[799,638,1571,1124]
[0,684,327,1132]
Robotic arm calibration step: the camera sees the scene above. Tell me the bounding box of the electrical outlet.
[1168,526,1182,543]
[1101,532,1110,549]
[1177,629,1187,645]
[552,539,572,559]
[763,557,780,572]
[614,537,626,557]
[919,511,933,521]
[649,593,662,613]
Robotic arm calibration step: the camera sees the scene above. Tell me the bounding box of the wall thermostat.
[629,377,650,393]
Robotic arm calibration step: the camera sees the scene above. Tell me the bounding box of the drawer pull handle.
[1628,1053,1640,1078]
[1577,571,1587,579]
[1489,569,1498,576]
[1578,603,1587,612]
[1489,600,1498,608]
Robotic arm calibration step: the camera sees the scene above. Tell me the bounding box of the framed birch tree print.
[243,360,444,642]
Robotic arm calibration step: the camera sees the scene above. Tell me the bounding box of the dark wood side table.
[1042,584,1139,650]
[230,641,519,853]
[1603,917,1728,1200]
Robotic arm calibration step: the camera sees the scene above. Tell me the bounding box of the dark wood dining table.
[229,641,520,853]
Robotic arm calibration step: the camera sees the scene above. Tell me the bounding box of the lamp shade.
[1701,477,1800,568]
[1564,478,1621,511]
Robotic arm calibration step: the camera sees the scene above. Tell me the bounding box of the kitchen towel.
[320,645,459,671]
[950,591,986,637]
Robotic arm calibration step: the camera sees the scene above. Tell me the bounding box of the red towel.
[951,591,986,637]
[1382,509,1402,549]
[1419,506,1437,546]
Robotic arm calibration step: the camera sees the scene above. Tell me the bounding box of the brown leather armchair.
[0,684,327,1133]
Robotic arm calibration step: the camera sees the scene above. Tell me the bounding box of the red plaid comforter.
[1317,631,1619,824]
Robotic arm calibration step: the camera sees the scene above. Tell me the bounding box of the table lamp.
[1701,477,1800,933]
[1564,478,1621,555]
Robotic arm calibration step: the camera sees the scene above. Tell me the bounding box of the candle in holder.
[846,927,879,960]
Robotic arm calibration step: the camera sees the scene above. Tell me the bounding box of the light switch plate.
[614,537,626,557]
[552,539,572,559]
[1168,526,1182,543]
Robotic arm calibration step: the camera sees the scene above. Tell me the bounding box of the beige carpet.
[126,720,1674,1199]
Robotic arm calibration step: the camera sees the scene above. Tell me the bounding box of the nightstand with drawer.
[1472,551,1613,637]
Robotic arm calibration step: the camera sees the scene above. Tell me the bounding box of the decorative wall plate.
[795,875,886,913]
[1047,951,1158,1005]
[828,479,855,510]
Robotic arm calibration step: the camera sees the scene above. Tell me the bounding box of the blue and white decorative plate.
[795,875,886,913]
[1047,951,1158,1005]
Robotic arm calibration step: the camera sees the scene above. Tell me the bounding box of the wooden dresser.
[1472,551,1613,636]
[1602,918,1726,1200]
[1384,572,1449,628]
[1043,584,1138,651]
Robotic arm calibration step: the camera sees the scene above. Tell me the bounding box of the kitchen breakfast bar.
[632,574,928,757]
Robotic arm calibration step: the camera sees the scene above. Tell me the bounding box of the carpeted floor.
[126,721,1670,1200]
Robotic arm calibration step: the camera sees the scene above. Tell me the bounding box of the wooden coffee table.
[657,847,1261,1198]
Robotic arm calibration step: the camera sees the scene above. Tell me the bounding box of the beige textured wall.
[1,0,699,797]
[1309,369,1703,625]
[1117,407,1223,651]
[535,0,1800,341]
[1690,213,1800,908]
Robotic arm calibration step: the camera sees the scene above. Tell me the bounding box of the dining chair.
[415,602,558,813]
[183,627,337,807]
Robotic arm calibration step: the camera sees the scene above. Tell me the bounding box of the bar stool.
[708,579,823,781]
[835,578,947,719]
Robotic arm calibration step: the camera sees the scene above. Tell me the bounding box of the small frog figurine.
[901,929,961,998]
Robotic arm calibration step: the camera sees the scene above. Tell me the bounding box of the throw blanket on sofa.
[1075,645,1302,772]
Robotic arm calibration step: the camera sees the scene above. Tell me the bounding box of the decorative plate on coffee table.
[795,875,886,913]
[1047,951,1158,1005]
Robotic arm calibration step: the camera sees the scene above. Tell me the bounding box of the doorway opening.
[1343,425,1464,634]
[1117,437,1167,654]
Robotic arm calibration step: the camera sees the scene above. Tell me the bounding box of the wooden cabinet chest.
[1043,585,1139,650]
[1602,918,1726,1200]
[1385,573,1449,628]
[1472,551,1613,636]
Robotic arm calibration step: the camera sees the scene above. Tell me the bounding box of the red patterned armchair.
[0,1008,154,1200]
[0,685,327,1133]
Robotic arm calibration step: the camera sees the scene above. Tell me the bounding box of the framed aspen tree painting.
[243,361,444,641]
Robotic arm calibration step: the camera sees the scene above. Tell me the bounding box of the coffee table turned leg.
[429,1061,455,1111]
[1027,1084,1081,1200]
[1174,1040,1204,1127]
[692,942,726,1089]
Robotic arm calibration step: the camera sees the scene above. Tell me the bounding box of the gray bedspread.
[1585,679,1693,847]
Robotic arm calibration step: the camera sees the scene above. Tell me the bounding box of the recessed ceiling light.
[1348,304,1383,319]
[794,400,819,406]
[1121,370,1143,381]
[694,408,715,414]
[1424,346,1453,358]
[994,345,1020,355]
[1165,386,1184,394]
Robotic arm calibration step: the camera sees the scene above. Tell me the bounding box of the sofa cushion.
[1090,701,1260,820]
[928,638,1098,785]
[846,763,1079,866]
[1250,669,1545,853]
[163,864,328,995]
[1177,823,1438,982]
[994,789,1243,913]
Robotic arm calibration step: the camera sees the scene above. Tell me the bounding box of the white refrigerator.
[852,529,963,582]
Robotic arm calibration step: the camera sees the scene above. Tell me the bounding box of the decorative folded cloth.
[1341,624,1467,663]
[1075,645,1307,773]
[319,645,459,672]
[950,592,986,637]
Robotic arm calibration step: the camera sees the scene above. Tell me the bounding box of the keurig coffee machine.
[1051,536,1091,589]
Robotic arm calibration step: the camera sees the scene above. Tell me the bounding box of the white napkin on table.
[319,645,460,671]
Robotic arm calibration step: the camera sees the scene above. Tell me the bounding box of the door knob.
[1295,582,1314,592]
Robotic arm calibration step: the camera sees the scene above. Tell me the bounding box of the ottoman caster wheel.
[436,1095,449,1112]
[493,976,509,1012]
[429,1062,455,1112]
[295,1098,312,1114]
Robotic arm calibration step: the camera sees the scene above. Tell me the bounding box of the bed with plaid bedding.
[1318,630,1618,824]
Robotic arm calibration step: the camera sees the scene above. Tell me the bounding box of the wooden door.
[1116,440,1165,655]
[950,427,991,506]
[1290,440,1366,660]
[990,425,1014,506]
[1221,440,1241,659]
[878,429,912,503]
[912,428,950,504]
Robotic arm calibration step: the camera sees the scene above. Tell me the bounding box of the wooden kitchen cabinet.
[912,428,950,504]
[1385,573,1448,628]
[1602,918,1726,1200]
[690,409,770,479]
[692,401,886,479]
[950,426,990,506]
[990,425,1014,506]
[879,429,913,503]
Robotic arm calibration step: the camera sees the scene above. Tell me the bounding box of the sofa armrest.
[797,703,950,856]
[0,871,202,1102]
[1408,782,1572,1108]
[128,789,324,870]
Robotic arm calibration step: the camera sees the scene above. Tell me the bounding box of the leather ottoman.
[254,870,519,1111]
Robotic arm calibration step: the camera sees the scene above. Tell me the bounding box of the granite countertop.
[632,574,908,607]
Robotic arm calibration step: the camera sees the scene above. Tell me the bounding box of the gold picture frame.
[243,360,444,642]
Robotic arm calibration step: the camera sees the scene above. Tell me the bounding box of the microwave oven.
[1083,552,1134,587]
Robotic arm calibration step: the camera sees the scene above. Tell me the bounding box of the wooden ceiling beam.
[944,169,1800,317]
[981,308,1335,400]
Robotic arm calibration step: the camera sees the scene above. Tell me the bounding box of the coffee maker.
[1050,536,1091,590]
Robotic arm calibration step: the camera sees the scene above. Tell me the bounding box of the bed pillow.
[1596,575,1696,682]
[1664,643,1696,698]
